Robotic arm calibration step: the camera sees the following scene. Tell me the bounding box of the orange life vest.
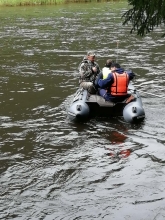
[110,72,129,96]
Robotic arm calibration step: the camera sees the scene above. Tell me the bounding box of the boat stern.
[123,101,145,123]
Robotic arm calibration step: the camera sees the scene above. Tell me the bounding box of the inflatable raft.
[67,82,145,123]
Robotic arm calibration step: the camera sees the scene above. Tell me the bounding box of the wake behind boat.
[67,82,145,123]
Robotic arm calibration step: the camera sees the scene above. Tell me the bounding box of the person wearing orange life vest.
[97,63,135,102]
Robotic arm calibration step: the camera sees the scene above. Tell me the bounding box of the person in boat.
[96,63,135,102]
[102,59,115,79]
[78,51,101,94]
[94,59,115,85]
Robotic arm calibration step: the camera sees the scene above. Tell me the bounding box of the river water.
[1,2,165,220]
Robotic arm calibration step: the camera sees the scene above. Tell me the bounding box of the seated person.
[96,63,135,102]
[95,59,115,85]
[102,59,115,79]
[78,51,101,94]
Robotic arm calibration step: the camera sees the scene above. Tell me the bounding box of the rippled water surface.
[1,3,165,220]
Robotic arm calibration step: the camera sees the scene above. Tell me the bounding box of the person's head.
[87,51,95,62]
[110,63,121,71]
[105,59,115,68]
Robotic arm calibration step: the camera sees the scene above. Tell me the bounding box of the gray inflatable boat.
[67,82,145,123]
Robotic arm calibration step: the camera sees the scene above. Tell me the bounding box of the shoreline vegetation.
[0,0,123,7]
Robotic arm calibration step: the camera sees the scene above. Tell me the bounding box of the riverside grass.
[0,0,62,6]
[0,0,122,6]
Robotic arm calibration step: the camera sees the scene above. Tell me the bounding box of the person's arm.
[94,72,103,86]
[79,63,93,79]
[98,73,113,88]
[95,62,101,75]
[126,70,135,80]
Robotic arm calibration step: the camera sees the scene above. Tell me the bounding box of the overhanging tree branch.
[122,0,165,36]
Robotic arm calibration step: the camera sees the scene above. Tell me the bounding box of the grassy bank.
[0,0,123,6]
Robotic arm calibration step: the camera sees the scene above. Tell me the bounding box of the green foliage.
[122,0,165,36]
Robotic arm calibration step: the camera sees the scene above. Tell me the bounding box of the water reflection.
[105,130,130,158]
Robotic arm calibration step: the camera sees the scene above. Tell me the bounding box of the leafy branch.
[122,0,165,36]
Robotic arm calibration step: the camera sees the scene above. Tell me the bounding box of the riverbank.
[0,0,123,7]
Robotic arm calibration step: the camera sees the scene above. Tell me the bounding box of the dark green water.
[1,2,165,220]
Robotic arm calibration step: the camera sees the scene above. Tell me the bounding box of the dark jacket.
[97,68,134,89]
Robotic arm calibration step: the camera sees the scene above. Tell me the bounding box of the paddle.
[132,84,165,98]
[128,87,165,98]
[138,90,165,98]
